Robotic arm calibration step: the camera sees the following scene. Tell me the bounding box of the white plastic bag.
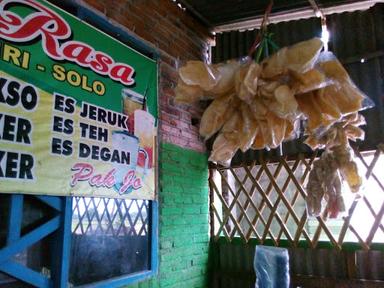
[254,245,290,288]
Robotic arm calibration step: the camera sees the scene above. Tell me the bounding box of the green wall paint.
[125,143,210,288]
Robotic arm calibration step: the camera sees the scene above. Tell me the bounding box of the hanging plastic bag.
[209,111,243,165]
[237,61,262,103]
[174,78,204,104]
[317,52,375,112]
[289,68,329,95]
[199,93,238,140]
[175,59,241,103]
[173,36,375,167]
[261,37,323,79]
[296,91,332,133]
[306,150,347,218]
[178,60,220,91]
[239,103,259,152]
[303,113,366,150]
[254,245,290,288]
[208,60,242,96]
[332,145,363,193]
[269,84,298,119]
[305,142,363,218]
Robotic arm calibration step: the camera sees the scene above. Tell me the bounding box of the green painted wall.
[125,143,210,288]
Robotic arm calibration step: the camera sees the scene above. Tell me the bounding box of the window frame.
[72,200,159,288]
[50,1,160,287]
[0,195,159,288]
[67,0,160,288]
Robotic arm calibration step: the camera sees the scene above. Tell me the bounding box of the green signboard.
[0,0,158,199]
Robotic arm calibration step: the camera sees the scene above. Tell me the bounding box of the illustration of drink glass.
[122,88,145,133]
[134,110,156,170]
[112,131,149,194]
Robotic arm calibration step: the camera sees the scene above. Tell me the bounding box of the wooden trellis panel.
[210,145,384,250]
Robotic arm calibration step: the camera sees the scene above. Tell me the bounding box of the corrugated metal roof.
[327,5,384,152]
[212,17,322,62]
[211,4,384,166]
[178,0,376,27]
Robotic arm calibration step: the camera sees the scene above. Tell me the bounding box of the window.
[0,195,158,287]
[70,198,155,286]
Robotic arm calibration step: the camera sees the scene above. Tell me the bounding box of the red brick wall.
[82,0,213,152]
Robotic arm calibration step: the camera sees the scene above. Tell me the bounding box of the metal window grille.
[69,197,152,286]
[210,145,384,250]
[72,197,149,237]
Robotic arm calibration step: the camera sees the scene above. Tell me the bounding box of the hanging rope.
[247,0,274,58]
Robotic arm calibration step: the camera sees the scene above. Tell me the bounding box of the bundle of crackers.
[174,38,367,165]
